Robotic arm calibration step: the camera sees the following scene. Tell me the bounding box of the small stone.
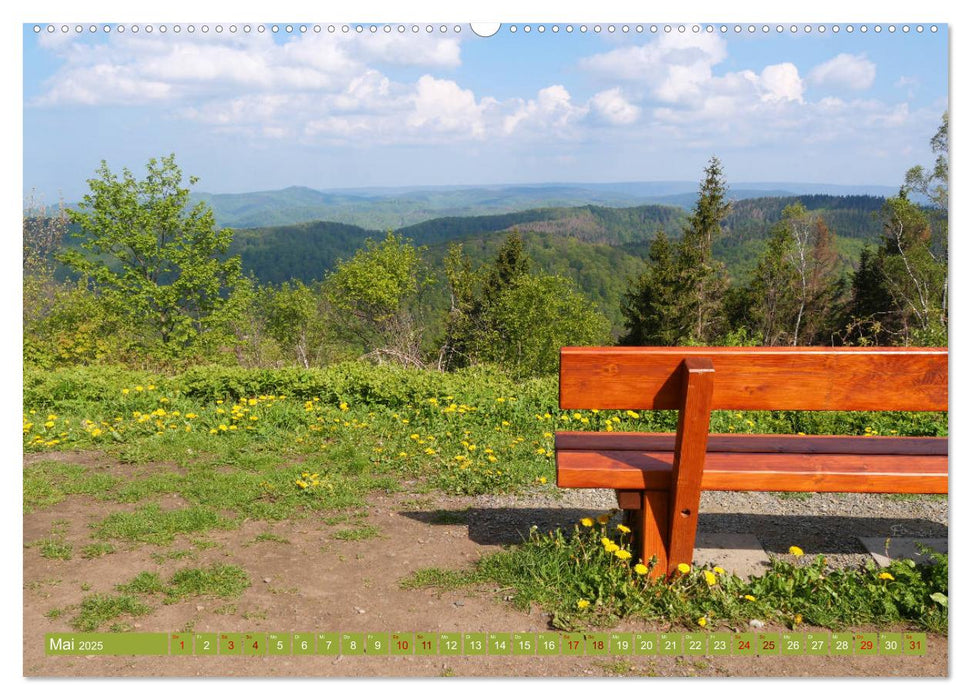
[749,619,765,629]
[453,600,464,607]
[263,577,272,583]
[196,605,205,612]
[355,607,366,614]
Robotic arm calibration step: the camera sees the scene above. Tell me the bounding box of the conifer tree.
[620,229,681,345]
[676,156,732,343]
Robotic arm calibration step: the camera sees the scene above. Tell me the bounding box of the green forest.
[23,114,948,379]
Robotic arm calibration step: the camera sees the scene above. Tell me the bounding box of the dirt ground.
[23,454,947,679]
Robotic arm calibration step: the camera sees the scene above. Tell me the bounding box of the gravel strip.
[468,487,948,572]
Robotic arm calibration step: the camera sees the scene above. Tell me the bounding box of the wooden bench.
[555,347,948,578]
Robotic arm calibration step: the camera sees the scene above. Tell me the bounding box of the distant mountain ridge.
[190,181,900,230]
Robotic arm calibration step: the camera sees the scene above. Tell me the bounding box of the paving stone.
[692,533,770,580]
[858,537,948,567]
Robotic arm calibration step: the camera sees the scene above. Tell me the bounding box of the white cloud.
[29,29,919,156]
[503,85,587,136]
[408,75,487,138]
[579,33,727,104]
[759,63,804,103]
[589,88,640,125]
[809,53,876,91]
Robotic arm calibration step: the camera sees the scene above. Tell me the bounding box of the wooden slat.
[559,347,948,412]
[615,490,642,510]
[556,432,948,456]
[557,449,948,493]
[667,358,714,575]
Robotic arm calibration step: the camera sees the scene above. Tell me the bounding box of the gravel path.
[468,487,948,572]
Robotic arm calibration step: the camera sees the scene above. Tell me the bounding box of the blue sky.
[23,21,948,202]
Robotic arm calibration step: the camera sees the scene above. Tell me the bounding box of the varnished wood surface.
[667,358,714,575]
[556,432,948,456]
[556,446,948,493]
[559,347,948,411]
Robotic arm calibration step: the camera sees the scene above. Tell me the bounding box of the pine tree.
[620,229,681,345]
[677,156,732,342]
[482,231,531,308]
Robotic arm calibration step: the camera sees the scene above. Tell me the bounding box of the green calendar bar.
[41,630,929,657]
[367,632,390,655]
[415,633,437,656]
[903,632,927,656]
[45,633,168,656]
[439,633,462,656]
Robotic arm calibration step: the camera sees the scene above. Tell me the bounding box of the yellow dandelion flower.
[122,388,130,395]
[616,524,631,534]
[634,564,649,575]
[601,537,613,546]
[677,563,691,574]
[218,424,228,431]
[580,518,594,527]
[794,614,803,625]
[605,543,620,554]
[744,595,756,602]
[697,617,707,628]
[713,566,725,575]
[704,571,717,586]
[539,476,547,484]
[135,386,144,392]
[487,455,497,463]
[788,546,805,557]
[576,600,590,610]
[625,410,640,419]
[248,398,257,406]
[339,402,349,411]
[878,572,895,581]
[614,549,632,560]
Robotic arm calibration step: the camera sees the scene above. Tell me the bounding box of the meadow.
[23,362,948,637]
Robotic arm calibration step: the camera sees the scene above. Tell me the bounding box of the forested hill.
[229,195,888,286]
[398,204,688,247]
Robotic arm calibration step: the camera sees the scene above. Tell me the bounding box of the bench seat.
[556,431,948,494]
[554,346,947,577]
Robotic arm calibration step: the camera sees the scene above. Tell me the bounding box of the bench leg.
[667,357,714,577]
[618,490,669,579]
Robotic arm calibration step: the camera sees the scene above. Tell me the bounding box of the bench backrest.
[559,347,947,412]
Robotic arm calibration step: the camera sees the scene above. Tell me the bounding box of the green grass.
[23,363,947,500]
[400,568,487,591]
[38,539,73,561]
[332,524,381,541]
[69,594,152,632]
[117,572,167,595]
[164,565,250,602]
[93,503,234,545]
[80,542,116,559]
[402,521,948,634]
[23,462,119,513]
[116,564,251,605]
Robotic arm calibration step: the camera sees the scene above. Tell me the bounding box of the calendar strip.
[45,631,927,657]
